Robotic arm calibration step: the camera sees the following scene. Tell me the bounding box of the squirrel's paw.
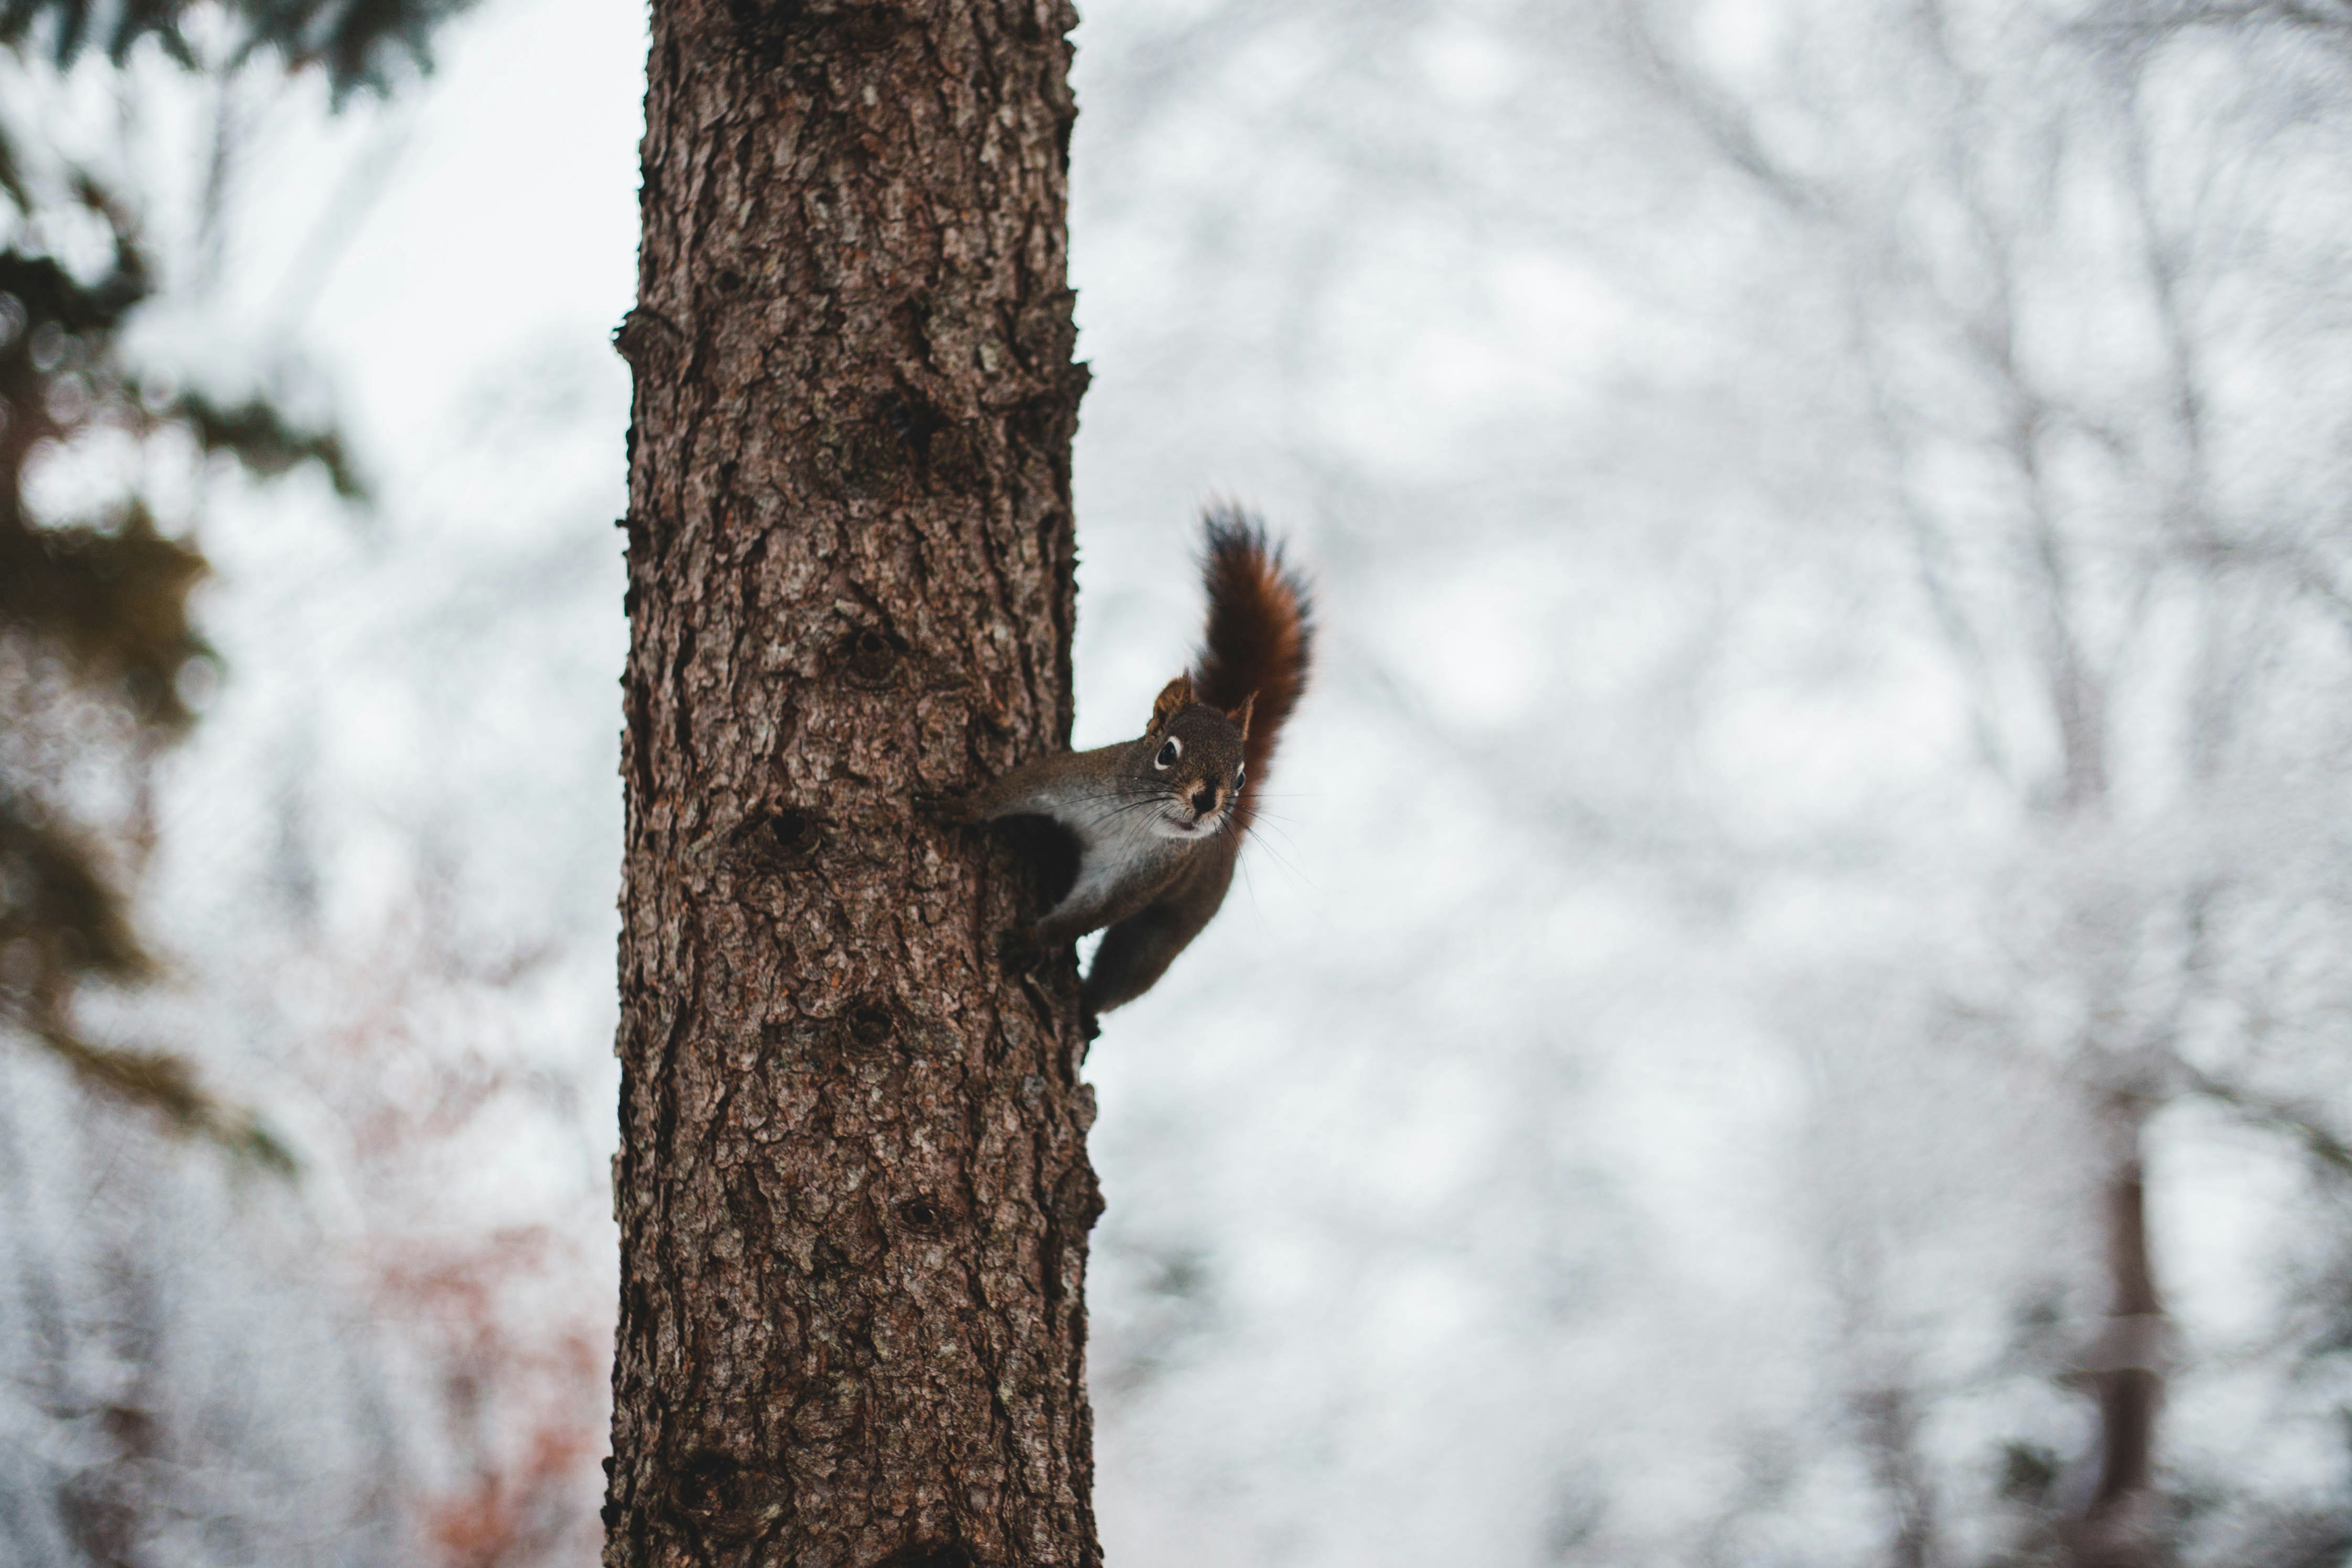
[914,790,978,825]
[995,927,1045,969]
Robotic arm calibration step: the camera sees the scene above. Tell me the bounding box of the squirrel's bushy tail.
[1191,505,1313,832]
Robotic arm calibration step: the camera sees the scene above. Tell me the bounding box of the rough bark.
[605,3,1097,1565]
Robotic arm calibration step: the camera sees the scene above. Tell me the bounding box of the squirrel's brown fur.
[1191,505,1314,835]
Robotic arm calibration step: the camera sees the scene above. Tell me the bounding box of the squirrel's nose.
[1190,784,1217,816]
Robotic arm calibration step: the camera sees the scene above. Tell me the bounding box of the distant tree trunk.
[2067,1112,2167,1568]
[1852,1379,1939,1568]
[604,2,1097,1564]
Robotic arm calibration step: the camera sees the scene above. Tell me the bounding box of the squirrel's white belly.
[1055,797,1177,918]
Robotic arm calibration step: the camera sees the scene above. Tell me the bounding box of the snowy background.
[8,0,2352,1563]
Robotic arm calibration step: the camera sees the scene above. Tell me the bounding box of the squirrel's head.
[1130,675,1252,839]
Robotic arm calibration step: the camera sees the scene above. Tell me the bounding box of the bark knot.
[733,807,824,872]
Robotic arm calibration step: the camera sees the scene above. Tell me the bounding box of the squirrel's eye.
[1155,739,1180,770]
[1234,764,1246,790]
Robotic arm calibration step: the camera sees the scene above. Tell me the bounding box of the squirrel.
[949,507,1313,1025]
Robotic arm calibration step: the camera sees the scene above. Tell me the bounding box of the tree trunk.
[2067,1115,2169,1568]
[605,3,1097,1564]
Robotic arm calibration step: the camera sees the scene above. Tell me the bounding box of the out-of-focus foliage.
[0,1,571,1562]
[0,17,374,1153]
[0,0,476,94]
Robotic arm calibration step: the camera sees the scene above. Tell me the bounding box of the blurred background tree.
[0,0,463,1152]
[0,6,589,1567]
[1617,3,2352,1560]
[1067,2,2352,1563]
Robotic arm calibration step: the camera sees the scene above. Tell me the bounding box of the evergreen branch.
[31,1025,298,1174]
[171,391,366,499]
[0,0,481,95]
[0,791,150,982]
[0,504,211,727]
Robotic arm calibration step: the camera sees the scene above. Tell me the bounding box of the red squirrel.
[950,508,1313,1023]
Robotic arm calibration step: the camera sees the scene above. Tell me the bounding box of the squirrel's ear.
[1227,692,1255,741]
[1147,675,1193,735]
